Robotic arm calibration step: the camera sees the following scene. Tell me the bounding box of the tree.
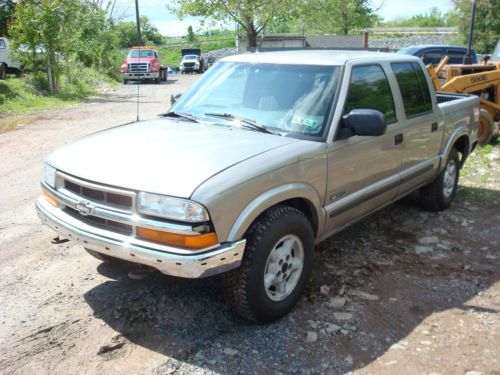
[186,25,196,41]
[169,0,299,48]
[0,0,16,36]
[304,0,377,35]
[451,0,500,53]
[378,7,454,27]
[115,16,163,48]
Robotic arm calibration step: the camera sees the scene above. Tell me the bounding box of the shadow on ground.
[84,186,500,373]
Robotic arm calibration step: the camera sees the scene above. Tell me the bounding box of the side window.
[0,39,5,49]
[419,50,442,65]
[391,62,432,117]
[344,65,397,124]
[446,49,466,64]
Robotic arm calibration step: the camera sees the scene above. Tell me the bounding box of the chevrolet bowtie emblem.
[75,200,94,216]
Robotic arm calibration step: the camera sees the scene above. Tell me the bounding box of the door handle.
[431,122,438,132]
[395,133,404,145]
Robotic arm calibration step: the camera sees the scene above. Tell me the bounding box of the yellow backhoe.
[427,55,500,145]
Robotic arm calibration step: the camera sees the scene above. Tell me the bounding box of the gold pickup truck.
[37,51,480,323]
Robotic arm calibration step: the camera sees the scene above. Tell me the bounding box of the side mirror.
[342,109,386,137]
[170,92,182,105]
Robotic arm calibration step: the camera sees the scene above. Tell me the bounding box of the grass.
[0,66,115,121]
[460,142,499,202]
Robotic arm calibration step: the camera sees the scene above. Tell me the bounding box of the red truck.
[120,46,168,84]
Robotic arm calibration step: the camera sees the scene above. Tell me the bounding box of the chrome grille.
[64,207,133,235]
[64,179,132,210]
[183,62,195,68]
[128,62,150,73]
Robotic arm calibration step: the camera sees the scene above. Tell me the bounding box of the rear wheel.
[477,109,495,145]
[420,147,460,211]
[222,205,314,323]
[0,64,6,80]
[123,79,128,85]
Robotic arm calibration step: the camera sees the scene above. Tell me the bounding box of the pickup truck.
[36,51,479,323]
[120,46,167,84]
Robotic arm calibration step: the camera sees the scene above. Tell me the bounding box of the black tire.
[477,109,495,146]
[420,147,460,211]
[155,77,160,84]
[0,64,6,80]
[123,79,128,85]
[222,205,314,323]
[85,248,119,263]
[15,68,23,78]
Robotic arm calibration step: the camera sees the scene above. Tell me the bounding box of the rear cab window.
[344,64,397,125]
[391,62,433,118]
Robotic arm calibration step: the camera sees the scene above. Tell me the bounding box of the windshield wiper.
[204,112,279,135]
[161,111,198,123]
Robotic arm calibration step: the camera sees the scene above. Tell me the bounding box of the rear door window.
[344,65,397,124]
[391,62,433,118]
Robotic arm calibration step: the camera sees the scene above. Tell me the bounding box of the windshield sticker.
[292,116,317,128]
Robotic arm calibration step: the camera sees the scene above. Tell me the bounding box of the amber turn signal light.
[137,227,218,249]
[42,189,58,206]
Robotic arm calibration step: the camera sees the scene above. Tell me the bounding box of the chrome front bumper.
[123,72,160,79]
[36,197,245,278]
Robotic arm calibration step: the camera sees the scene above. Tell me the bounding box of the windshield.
[184,55,198,61]
[172,61,339,139]
[128,50,154,58]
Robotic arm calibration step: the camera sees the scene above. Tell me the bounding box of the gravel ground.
[0,74,499,375]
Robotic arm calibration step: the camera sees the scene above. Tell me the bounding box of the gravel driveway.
[0,74,498,375]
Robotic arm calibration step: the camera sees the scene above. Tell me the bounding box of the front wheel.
[222,205,314,323]
[420,147,460,211]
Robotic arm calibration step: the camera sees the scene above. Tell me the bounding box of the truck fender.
[439,125,470,172]
[226,183,326,242]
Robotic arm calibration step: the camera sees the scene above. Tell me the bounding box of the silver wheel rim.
[264,234,304,301]
[443,159,457,198]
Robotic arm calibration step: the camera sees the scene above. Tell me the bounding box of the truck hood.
[47,119,298,198]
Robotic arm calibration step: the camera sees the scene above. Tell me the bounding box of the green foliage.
[451,0,500,53]
[8,0,121,93]
[115,16,163,48]
[0,0,15,36]
[186,25,196,42]
[378,7,454,27]
[303,0,377,35]
[169,0,298,47]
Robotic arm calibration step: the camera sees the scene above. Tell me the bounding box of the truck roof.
[221,50,420,66]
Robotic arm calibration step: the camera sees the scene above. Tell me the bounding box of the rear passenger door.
[390,62,442,195]
[324,63,404,234]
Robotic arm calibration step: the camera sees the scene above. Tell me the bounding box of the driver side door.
[324,63,404,236]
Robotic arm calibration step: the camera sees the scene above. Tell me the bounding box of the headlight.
[138,192,209,222]
[43,164,56,188]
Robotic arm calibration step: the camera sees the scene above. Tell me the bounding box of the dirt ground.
[0,74,499,375]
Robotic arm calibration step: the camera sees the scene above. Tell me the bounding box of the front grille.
[64,179,132,209]
[64,207,133,235]
[183,62,195,68]
[128,62,149,73]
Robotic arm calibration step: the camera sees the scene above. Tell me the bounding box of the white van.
[0,37,23,79]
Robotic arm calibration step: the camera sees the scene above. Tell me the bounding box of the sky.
[115,0,454,37]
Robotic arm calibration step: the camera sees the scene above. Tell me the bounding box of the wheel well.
[249,198,318,237]
[453,135,470,168]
